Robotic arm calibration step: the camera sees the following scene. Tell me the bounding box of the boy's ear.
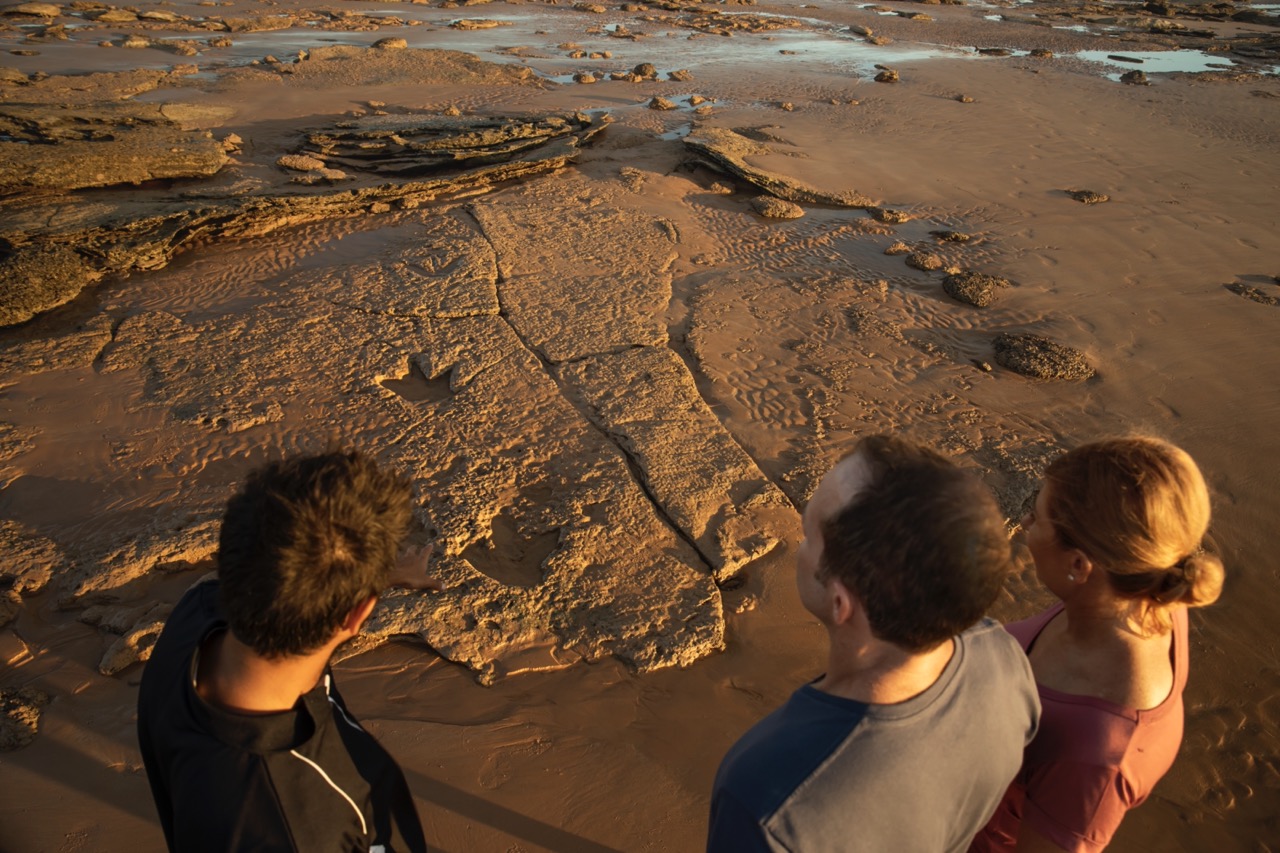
[342,595,379,636]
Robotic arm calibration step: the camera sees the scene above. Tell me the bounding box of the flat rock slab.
[371,315,724,681]
[287,46,538,88]
[24,227,727,679]
[684,125,873,207]
[559,346,790,581]
[469,201,676,361]
[0,245,101,329]
[0,68,172,105]
[0,123,228,192]
[301,212,500,318]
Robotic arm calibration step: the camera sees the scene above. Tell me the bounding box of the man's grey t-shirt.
[708,620,1040,853]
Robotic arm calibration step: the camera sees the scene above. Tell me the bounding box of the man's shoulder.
[961,618,1036,671]
[714,687,869,821]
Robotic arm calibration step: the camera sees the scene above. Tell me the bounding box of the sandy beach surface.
[1,0,1278,849]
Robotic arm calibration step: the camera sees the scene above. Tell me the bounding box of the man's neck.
[196,630,334,715]
[815,635,955,705]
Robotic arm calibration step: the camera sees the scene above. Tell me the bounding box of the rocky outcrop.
[0,109,228,191]
[684,126,872,207]
[0,111,608,327]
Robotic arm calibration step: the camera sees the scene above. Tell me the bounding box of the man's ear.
[341,595,379,636]
[828,577,858,626]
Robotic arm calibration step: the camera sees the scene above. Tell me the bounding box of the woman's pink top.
[970,603,1188,852]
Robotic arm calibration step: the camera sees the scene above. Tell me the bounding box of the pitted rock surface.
[994,333,1094,380]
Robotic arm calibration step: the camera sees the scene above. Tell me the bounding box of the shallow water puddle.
[1076,48,1246,78]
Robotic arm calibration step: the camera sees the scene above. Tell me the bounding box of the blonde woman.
[972,437,1224,853]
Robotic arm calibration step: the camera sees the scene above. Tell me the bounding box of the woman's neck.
[1033,600,1177,710]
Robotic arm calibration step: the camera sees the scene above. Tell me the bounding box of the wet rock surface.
[994,333,1095,380]
[0,108,228,192]
[0,687,49,751]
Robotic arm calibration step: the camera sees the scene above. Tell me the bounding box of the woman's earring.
[1068,573,1076,581]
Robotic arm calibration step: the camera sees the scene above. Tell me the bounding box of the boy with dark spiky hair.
[139,450,436,852]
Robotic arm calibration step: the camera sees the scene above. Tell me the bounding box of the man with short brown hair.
[708,435,1041,853]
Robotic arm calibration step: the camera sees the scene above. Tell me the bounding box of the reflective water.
[1076,48,1245,79]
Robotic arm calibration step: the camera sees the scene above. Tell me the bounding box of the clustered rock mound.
[944,271,1011,308]
[1067,189,1110,204]
[0,519,64,626]
[750,195,805,219]
[994,333,1095,380]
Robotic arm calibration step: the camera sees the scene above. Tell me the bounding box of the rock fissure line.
[466,208,717,575]
[664,336,799,516]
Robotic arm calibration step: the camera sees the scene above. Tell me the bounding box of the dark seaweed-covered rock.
[1067,189,1110,204]
[943,271,1010,308]
[994,333,1094,380]
[0,687,49,751]
[869,206,914,224]
[1121,70,1150,86]
[1226,282,1279,306]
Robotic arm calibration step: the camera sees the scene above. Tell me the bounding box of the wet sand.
[1,0,1278,849]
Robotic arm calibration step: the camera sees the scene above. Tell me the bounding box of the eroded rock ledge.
[0,110,608,327]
